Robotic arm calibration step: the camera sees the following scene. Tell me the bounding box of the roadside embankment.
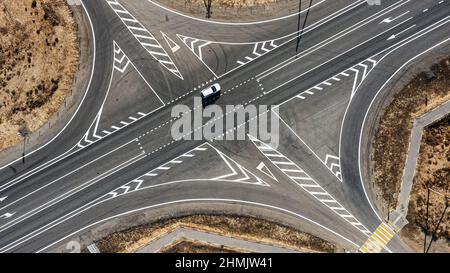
[0,0,79,150]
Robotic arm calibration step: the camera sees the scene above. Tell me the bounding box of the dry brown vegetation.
[372,59,450,205]
[180,0,278,8]
[372,58,450,251]
[160,239,240,253]
[404,115,449,245]
[0,0,78,149]
[158,0,297,21]
[95,214,337,253]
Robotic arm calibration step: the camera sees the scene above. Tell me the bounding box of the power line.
[426,197,448,253]
[296,0,314,57]
[423,184,431,253]
[295,0,302,56]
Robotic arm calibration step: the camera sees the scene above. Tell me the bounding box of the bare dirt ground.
[160,239,240,253]
[95,214,338,253]
[156,0,302,21]
[0,0,78,150]
[401,115,449,253]
[371,58,450,252]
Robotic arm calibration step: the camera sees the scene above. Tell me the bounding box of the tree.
[203,0,212,19]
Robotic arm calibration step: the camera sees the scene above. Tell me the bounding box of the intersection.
[0,0,449,252]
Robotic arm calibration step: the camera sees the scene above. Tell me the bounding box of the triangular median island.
[161,31,181,53]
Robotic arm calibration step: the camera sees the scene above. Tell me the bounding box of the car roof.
[201,84,221,97]
[201,88,214,97]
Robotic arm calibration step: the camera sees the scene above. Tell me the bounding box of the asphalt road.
[0,0,449,253]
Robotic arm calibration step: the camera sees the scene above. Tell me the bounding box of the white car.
[201,83,221,105]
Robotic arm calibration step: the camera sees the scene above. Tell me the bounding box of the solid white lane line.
[257,0,410,80]
[34,198,360,253]
[263,16,413,94]
[0,150,145,235]
[0,139,138,214]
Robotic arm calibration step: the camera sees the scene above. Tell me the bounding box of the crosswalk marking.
[359,222,396,253]
[87,244,101,253]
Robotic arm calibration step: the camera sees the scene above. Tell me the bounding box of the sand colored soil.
[401,115,449,252]
[371,58,449,251]
[0,0,78,150]
[372,59,450,205]
[95,214,337,253]
[160,239,240,253]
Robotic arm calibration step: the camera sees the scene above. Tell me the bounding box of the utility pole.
[18,126,29,164]
[423,184,431,253]
[387,194,391,223]
[22,136,26,163]
[426,197,448,253]
[295,0,302,57]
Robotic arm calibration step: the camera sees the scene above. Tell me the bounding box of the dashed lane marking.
[236,41,280,66]
[270,57,378,102]
[105,144,209,198]
[0,212,15,220]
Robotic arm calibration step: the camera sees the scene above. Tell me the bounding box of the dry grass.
[0,0,78,149]
[95,214,337,253]
[405,115,449,242]
[160,239,241,253]
[158,0,298,21]
[372,58,450,251]
[372,59,450,207]
[181,0,278,8]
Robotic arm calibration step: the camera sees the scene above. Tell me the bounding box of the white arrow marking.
[387,24,416,41]
[1,212,15,219]
[387,35,396,41]
[380,11,410,24]
[0,196,7,202]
